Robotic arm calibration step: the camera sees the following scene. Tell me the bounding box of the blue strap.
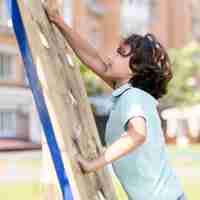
[9,1,74,199]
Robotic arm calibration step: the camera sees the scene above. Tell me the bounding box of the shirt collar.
[112,83,132,98]
[111,83,159,105]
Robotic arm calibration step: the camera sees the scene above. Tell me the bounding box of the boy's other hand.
[44,5,63,25]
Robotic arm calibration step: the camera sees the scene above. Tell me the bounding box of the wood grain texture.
[16,0,117,199]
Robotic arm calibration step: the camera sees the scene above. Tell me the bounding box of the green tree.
[75,58,105,96]
[161,42,200,107]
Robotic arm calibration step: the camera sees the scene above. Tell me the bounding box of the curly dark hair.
[117,33,173,99]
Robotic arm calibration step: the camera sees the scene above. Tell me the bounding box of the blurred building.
[161,105,200,145]
[72,0,120,54]
[0,1,41,150]
[121,0,200,48]
[67,0,200,49]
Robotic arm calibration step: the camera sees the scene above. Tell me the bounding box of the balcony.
[0,138,41,151]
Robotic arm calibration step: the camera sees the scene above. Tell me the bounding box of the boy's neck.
[114,79,129,89]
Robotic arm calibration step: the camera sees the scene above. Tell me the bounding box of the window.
[191,15,200,41]
[120,0,156,36]
[84,0,106,16]
[191,1,200,41]
[0,111,16,138]
[0,54,13,80]
[0,1,11,26]
[89,28,102,49]
[64,0,72,26]
[22,67,29,86]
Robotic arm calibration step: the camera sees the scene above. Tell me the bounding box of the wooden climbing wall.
[15,0,117,199]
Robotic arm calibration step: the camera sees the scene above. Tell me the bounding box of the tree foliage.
[161,42,200,107]
[75,58,105,96]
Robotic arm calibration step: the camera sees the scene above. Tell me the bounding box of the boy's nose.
[107,57,113,66]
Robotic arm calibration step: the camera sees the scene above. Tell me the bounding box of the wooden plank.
[16,0,117,199]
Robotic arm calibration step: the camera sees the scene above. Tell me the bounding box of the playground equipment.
[9,0,117,199]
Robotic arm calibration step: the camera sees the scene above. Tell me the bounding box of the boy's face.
[107,41,134,81]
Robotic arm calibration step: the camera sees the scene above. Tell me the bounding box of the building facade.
[0,1,41,149]
[121,0,200,48]
[72,0,120,54]
[70,0,200,51]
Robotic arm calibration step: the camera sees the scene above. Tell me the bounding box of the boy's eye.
[117,47,125,55]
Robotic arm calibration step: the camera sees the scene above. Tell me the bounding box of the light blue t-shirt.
[105,83,183,200]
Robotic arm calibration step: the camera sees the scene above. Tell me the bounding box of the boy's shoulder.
[120,87,158,105]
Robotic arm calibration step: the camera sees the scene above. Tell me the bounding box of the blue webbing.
[9,1,74,199]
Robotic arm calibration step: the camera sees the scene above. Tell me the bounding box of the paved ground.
[0,150,42,182]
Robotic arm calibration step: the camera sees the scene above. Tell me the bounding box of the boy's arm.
[76,117,147,172]
[46,11,115,88]
[94,117,146,170]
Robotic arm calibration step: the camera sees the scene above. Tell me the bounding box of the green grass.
[180,177,199,200]
[0,145,199,200]
[112,175,128,200]
[168,145,200,200]
[0,182,42,200]
[114,144,200,200]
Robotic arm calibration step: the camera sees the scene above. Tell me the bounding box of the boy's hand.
[76,154,95,174]
[44,6,63,25]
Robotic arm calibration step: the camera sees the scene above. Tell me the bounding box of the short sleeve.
[120,91,146,131]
